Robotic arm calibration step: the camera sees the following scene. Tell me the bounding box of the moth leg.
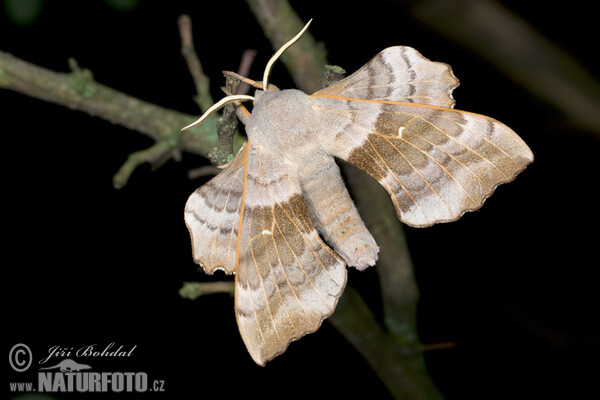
[219,85,251,125]
[298,150,379,270]
[236,104,251,125]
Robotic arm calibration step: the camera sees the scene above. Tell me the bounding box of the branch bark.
[177,14,214,113]
[0,51,217,149]
[0,50,222,188]
[332,287,443,400]
[213,75,241,165]
[410,0,600,137]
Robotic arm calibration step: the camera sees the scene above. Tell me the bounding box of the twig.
[177,17,256,167]
[213,76,241,165]
[210,48,259,166]
[177,14,213,112]
[421,341,457,352]
[322,65,347,88]
[0,50,220,190]
[177,14,248,167]
[237,49,257,95]
[114,141,172,189]
[179,281,235,300]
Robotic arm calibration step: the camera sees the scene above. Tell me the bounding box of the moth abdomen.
[298,150,378,270]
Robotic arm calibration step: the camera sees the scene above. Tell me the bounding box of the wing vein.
[272,172,344,288]
[242,205,269,349]
[272,215,315,326]
[234,141,270,352]
[412,114,510,180]
[266,228,301,334]
[276,206,330,308]
[438,114,523,172]
[370,135,453,216]
[248,213,284,345]
[262,175,303,336]
[403,125,491,191]
[374,131,478,206]
[364,136,429,221]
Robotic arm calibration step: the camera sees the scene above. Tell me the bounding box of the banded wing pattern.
[315,97,532,227]
[311,45,533,227]
[184,144,247,274]
[315,46,459,107]
[235,143,346,365]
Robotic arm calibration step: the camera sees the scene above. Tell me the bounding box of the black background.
[4,1,599,399]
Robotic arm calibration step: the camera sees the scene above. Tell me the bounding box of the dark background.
[3,1,599,399]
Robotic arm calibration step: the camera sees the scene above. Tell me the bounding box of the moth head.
[181,19,313,132]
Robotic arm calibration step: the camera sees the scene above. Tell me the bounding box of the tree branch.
[331,287,443,400]
[0,51,213,148]
[342,163,420,341]
[0,50,221,188]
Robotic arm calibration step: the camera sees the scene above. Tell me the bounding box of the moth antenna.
[262,19,313,91]
[181,95,254,131]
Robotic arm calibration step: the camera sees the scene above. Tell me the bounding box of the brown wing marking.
[311,95,533,227]
[184,143,248,274]
[234,143,346,365]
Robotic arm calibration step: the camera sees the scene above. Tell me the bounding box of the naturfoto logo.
[38,365,149,393]
[8,342,165,394]
[39,359,91,372]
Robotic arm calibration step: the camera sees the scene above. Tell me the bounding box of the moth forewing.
[234,143,347,366]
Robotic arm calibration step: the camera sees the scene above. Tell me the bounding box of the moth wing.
[314,46,459,108]
[184,144,248,274]
[311,95,533,227]
[235,142,346,366]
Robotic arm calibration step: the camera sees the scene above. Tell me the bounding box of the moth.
[182,20,533,366]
